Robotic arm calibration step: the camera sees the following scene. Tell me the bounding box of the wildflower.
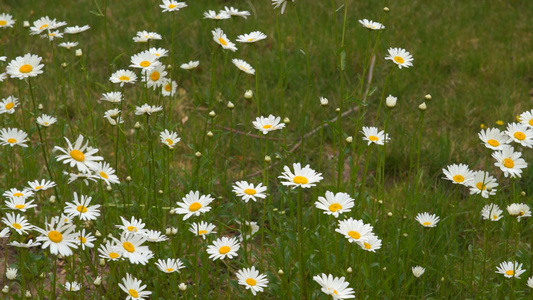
[133,31,162,43]
[412,266,425,278]
[6,53,44,79]
[335,217,373,244]
[442,163,474,185]
[0,13,15,29]
[496,261,526,279]
[496,120,504,126]
[64,25,90,34]
[359,19,385,30]
[236,31,267,43]
[101,91,123,103]
[112,232,153,265]
[236,220,260,241]
[232,59,255,75]
[386,95,397,108]
[272,0,294,14]
[527,276,533,289]
[415,212,440,227]
[0,228,9,238]
[143,64,167,90]
[253,115,285,134]
[130,51,159,72]
[236,266,269,296]
[203,10,231,20]
[30,17,66,35]
[160,129,181,149]
[505,122,533,148]
[58,42,79,50]
[9,239,41,248]
[315,191,354,218]
[180,61,199,70]
[75,229,96,250]
[161,80,178,96]
[2,213,33,235]
[98,240,123,261]
[223,6,251,18]
[144,230,168,242]
[64,192,101,221]
[519,109,533,128]
[189,221,217,239]
[0,96,19,114]
[135,104,163,116]
[0,128,28,148]
[37,114,58,127]
[320,97,329,106]
[385,47,413,69]
[116,216,147,235]
[5,197,37,212]
[232,181,267,202]
[6,268,17,280]
[64,170,98,185]
[358,235,382,252]
[174,191,214,220]
[35,215,79,256]
[3,188,34,201]
[507,203,531,222]
[279,163,323,188]
[481,203,503,221]
[206,236,240,260]
[160,0,187,12]
[54,135,104,173]
[155,258,185,273]
[148,47,169,58]
[478,128,508,150]
[119,273,152,300]
[492,146,527,178]
[92,162,120,185]
[65,281,81,292]
[361,126,390,145]
[313,273,355,299]
[26,179,57,192]
[110,69,137,87]
[43,30,64,41]
[468,171,497,198]
[212,28,238,52]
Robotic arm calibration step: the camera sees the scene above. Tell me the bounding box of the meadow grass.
[0,0,533,299]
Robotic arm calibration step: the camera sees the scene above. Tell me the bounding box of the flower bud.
[335,107,340,112]
[347,267,352,273]
[106,185,112,192]
[40,273,45,278]
[49,195,56,203]
[25,290,31,298]
[387,212,393,217]
[425,94,432,100]
[23,21,30,27]
[320,97,328,106]
[383,7,389,12]
[94,276,102,286]
[283,117,290,124]
[521,191,526,196]
[166,228,172,235]
[278,269,284,275]
[134,122,141,129]
[126,176,132,182]
[195,152,202,158]
[345,136,353,143]
[403,233,408,237]
[61,62,67,68]
[244,90,253,99]
[172,227,178,235]
[382,267,387,271]
[179,283,187,291]
[6,268,17,280]
[95,230,102,237]
[169,208,175,215]
[1,286,7,294]
[75,49,83,57]
[209,111,216,118]
[386,95,397,108]
[38,104,44,110]
[265,155,271,162]
[418,102,427,111]
[99,259,105,266]
[207,131,213,138]
[227,101,234,110]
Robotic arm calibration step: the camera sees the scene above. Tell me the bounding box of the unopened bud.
[320,97,328,106]
[25,290,31,298]
[207,131,213,138]
[227,101,234,109]
[209,111,216,118]
[265,155,271,162]
[386,95,397,108]
[418,102,427,111]
[40,273,45,279]
[106,185,112,192]
[425,94,432,100]
[38,104,44,110]
[378,200,383,204]
[169,208,175,215]
[23,21,30,28]
[49,195,56,203]
[521,191,526,196]
[195,152,202,158]
[347,267,352,273]
[345,136,353,143]
[382,267,387,271]
[403,233,408,237]
[167,64,172,70]
[179,283,187,291]
[99,259,105,266]
[387,212,393,217]
[95,230,102,237]
[244,90,253,99]
[383,7,389,12]
[441,277,445,282]
[172,227,178,235]
[278,269,284,275]
[283,117,290,124]
[75,49,83,57]
[126,176,132,182]
[335,107,340,112]
[134,122,141,129]
[1,286,7,294]
[61,62,67,68]
[94,276,102,286]
[166,228,172,235]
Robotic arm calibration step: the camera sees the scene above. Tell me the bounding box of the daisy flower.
[65,281,81,292]
[358,234,382,252]
[175,191,214,220]
[507,203,531,222]
[58,42,79,50]
[26,179,57,192]
[161,80,178,96]
[315,191,354,218]
[6,53,44,79]
[412,266,425,278]
[0,128,28,147]
[496,261,526,279]
[3,188,34,201]
[478,127,508,150]
[112,232,153,265]
[481,203,503,221]
[101,91,123,103]
[155,258,185,274]
[180,60,199,70]
[135,104,163,116]
[223,6,251,18]
[232,181,267,202]
[130,51,160,72]
[0,96,19,114]
[133,31,162,43]
[252,115,285,134]
[76,229,96,250]
[442,163,474,185]
[64,170,98,185]
[5,197,37,212]
[272,0,294,14]
[37,114,58,127]
[313,273,355,299]
[64,25,90,34]
[359,19,385,30]
[232,59,255,75]
[236,31,267,43]
[144,230,168,242]
[43,30,63,41]
[189,221,217,239]
[236,220,260,242]
[385,47,413,69]
[160,129,181,149]
[415,212,440,227]
[467,171,497,198]
[361,126,390,145]
[505,122,533,148]
[278,162,323,189]
[30,17,66,35]
[98,240,123,261]
[104,108,120,120]
[92,162,120,185]
[206,236,240,261]
[160,0,188,12]
[203,10,231,20]
[35,215,78,256]
[9,239,41,248]
[212,28,238,52]
[6,268,17,280]
[64,192,101,221]
[148,47,169,58]
[110,69,137,87]
[119,273,152,300]
[0,13,15,29]
[54,135,104,173]
[236,266,269,295]
[116,216,147,235]
[335,218,373,243]
[2,213,33,235]
[492,146,527,178]
[519,109,533,128]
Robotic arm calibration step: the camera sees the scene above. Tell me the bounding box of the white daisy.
[335,217,373,243]
[0,13,15,29]
[519,109,533,128]
[3,188,34,201]
[9,239,41,248]
[116,216,147,235]
[236,31,267,43]
[112,232,153,265]
[236,266,269,295]
[110,69,137,87]
[412,266,425,278]
[148,47,169,58]
[507,203,531,222]
[203,10,231,20]
[415,212,440,227]
[0,96,19,114]
[135,104,163,116]
[174,191,214,220]
[492,146,527,178]
[6,53,44,79]
[212,28,238,52]
[101,91,123,103]
[37,114,58,127]
[143,64,167,90]
[1,212,33,235]
[361,126,390,145]
[359,19,385,30]
[232,181,267,202]
[64,281,81,292]
[30,17,66,35]
[442,163,475,185]
[160,129,180,149]
[155,258,185,273]
[64,192,101,221]
[0,128,28,147]
[232,59,255,75]
[118,273,152,300]
[315,191,354,218]
[467,171,497,198]
[313,273,355,299]
[54,135,104,172]
[478,127,509,150]
[481,203,503,221]
[144,230,168,242]
[385,47,414,69]
[496,261,526,279]
[206,236,240,261]
[130,51,160,71]
[58,42,79,50]
[35,215,79,256]
[223,6,251,18]
[26,179,57,192]
[278,162,323,189]
[272,0,294,14]
[98,240,123,261]
[64,170,98,185]
[92,162,120,185]
[43,30,63,41]
[133,31,162,43]
[252,115,285,134]
[160,0,187,12]
[180,60,199,70]
[357,234,382,252]
[161,80,178,96]
[189,221,216,240]
[76,229,96,250]
[64,25,90,34]
[505,122,533,148]
[5,197,37,212]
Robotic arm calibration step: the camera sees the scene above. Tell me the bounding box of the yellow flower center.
[44,122,49,125]
[496,120,504,125]
[129,289,139,298]
[140,61,151,68]
[503,158,514,168]
[150,71,160,81]
[487,139,499,147]
[48,230,63,243]
[423,222,431,226]
[393,56,405,64]
[35,186,43,190]
[453,175,464,183]
[240,66,247,71]
[127,226,137,232]
[506,270,514,276]
[198,230,208,235]
[219,246,231,254]
[76,205,88,213]
[70,150,85,162]
[218,38,228,46]
[493,215,498,220]
[293,176,308,184]
[529,119,533,126]
[7,138,17,144]
[248,38,254,42]
[78,236,87,243]
[364,242,371,249]
[166,268,174,272]
[0,21,6,26]
[519,211,525,216]
[246,278,257,286]
[476,182,487,190]
[333,290,339,295]
[12,223,22,229]
[514,132,526,141]
[369,135,379,141]
[244,189,256,195]
[329,203,342,212]
[165,84,172,92]
[14,204,25,209]
[165,139,173,145]
[169,4,177,8]
[262,125,272,129]
[19,64,33,74]
[348,231,361,240]
[109,252,119,259]
[39,24,49,30]
[5,102,14,110]
[123,242,135,253]
[99,171,109,179]
[13,193,23,197]
[119,75,130,81]
[189,202,202,212]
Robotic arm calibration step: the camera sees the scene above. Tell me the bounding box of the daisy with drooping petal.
[412,266,425,278]
[207,236,240,261]
[467,171,497,198]
[180,61,199,70]
[279,163,323,189]
[359,19,385,30]
[189,221,217,240]
[507,203,531,222]
[361,126,390,145]
[505,122,533,148]
[481,203,503,221]
[9,239,41,248]
[64,25,90,34]
[236,31,267,43]
[358,234,382,252]
[496,261,526,279]
[101,91,123,103]
[35,215,78,256]
[76,229,96,250]
[64,193,101,221]
[155,258,185,274]
[135,104,163,116]
[236,266,269,296]
[119,273,152,300]
[26,179,57,192]
[415,212,440,227]
[6,54,44,79]
[160,129,180,149]
[116,216,147,235]
[252,115,285,134]
[203,10,231,20]
[313,273,355,299]
[478,127,508,150]
[335,217,373,244]
[112,232,153,265]
[493,146,527,178]
[385,47,413,69]
[212,28,238,52]
[0,96,19,114]
[98,240,123,261]
[58,42,79,50]
[232,59,255,75]
[0,128,28,147]
[2,213,33,235]
[315,191,354,218]
[133,31,162,43]
[272,0,294,14]
[110,69,137,87]
[37,114,58,127]
[54,135,104,172]
[64,170,98,185]
[3,188,34,201]
[223,6,251,18]
[232,181,267,202]
[160,0,188,12]
[65,281,81,292]
[92,162,120,185]
[0,13,15,29]
[442,163,474,185]
[175,191,214,220]
[161,80,178,96]
[144,230,168,242]
[5,197,37,212]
